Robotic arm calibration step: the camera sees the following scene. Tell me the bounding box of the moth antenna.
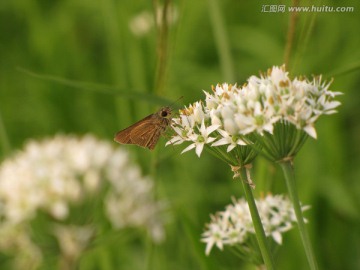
[167,96,184,109]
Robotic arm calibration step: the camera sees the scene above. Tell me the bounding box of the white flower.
[129,5,178,37]
[105,170,167,243]
[211,129,246,152]
[53,225,94,261]
[192,101,206,123]
[0,223,42,270]
[0,134,166,266]
[181,120,219,157]
[129,11,154,37]
[269,65,290,87]
[168,65,342,159]
[201,215,228,255]
[201,194,308,255]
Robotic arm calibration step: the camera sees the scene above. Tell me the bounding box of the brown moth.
[114,107,172,150]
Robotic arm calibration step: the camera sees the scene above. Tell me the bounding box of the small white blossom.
[129,5,178,37]
[192,101,206,123]
[201,215,229,255]
[211,129,246,152]
[129,11,154,37]
[202,194,309,256]
[181,120,219,157]
[53,225,94,261]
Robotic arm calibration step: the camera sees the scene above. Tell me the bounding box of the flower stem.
[153,0,170,95]
[238,166,275,270]
[279,161,318,270]
[207,0,235,82]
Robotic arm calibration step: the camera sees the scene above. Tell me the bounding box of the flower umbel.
[0,134,166,268]
[202,194,309,261]
[167,65,342,161]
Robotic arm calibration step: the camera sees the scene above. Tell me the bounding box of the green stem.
[279,161,318,270]
[283,0,299,68]
[0,111,11,158]
[238,167,275,270]
[145,236,154,270]
[153,0,170,95]
[207,0,235,82]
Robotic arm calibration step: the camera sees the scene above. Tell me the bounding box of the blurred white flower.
[0,223,42,270]
[168,65,342,159]
[129,11,154,37]
[54,225,94,262]
[0,134,166,267]
[105,165,166,243]
[202,194,309,256]
[129,5,178,37]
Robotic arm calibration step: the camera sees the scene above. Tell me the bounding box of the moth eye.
[161,111,168,117]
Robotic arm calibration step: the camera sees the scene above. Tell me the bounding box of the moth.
[114,107,172,150]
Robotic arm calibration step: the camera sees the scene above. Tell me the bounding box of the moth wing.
[114,115,153,143]
[130,124,162,150]
[114,115,162,150]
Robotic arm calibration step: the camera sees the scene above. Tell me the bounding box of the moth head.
[159,107,172,119]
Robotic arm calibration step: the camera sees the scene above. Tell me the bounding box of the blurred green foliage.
[1,0,360,269]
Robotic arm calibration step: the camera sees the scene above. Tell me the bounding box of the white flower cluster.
[167,66,342,157]
[0,134,165,267]
[202,194,309,256]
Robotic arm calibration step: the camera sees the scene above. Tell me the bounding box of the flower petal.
[304,125,317,139]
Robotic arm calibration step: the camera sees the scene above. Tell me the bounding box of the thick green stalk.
[280,161,318,270]
[238,167,275,270]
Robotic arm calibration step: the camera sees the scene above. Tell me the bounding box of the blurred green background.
[1,0,360,269]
